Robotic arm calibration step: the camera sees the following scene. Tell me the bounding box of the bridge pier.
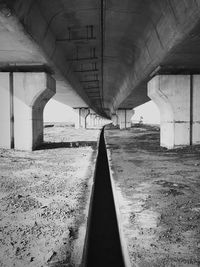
[116,109,133,129]
[111,114,118,127]
[74,108,90,129]
[148,75,200,149]
[0,72,55,150]
[87,113,95,128]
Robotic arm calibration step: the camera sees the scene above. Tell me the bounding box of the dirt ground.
[105,124,200,267]
[0,124,100,267]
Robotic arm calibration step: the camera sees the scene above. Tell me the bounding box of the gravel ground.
[105,124,200,267]
[0,125,100,267]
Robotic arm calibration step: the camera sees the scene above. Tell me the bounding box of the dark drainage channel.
[83,129,125,267]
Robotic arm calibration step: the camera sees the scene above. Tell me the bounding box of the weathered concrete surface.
[116,109,134,129]
[1,1,200,117]
[0,4,91,110]
[148,75,190,149]
[111,114,118,127]
[74,108,90,129]
[0,124,100,267]
[14,72,56,150]
[0,72,56,150]
[192,75,200,145]
[0,73,11,149]
[105,125,200,266]
[148,75,200,149]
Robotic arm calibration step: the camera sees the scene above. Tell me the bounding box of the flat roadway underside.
[105,125,200,267]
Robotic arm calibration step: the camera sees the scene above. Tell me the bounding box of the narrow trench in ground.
[84,129,125,267]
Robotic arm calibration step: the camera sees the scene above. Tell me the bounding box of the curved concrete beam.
[2,0,200,117]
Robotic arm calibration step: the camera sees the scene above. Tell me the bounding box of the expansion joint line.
[190,75,193,146]
[9,72,14,149]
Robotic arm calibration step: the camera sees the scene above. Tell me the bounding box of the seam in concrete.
[190,74,193,145]
[125,109,127,129]
[9,72,14,149]
[104,133,134,267]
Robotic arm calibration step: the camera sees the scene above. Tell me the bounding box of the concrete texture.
[193,75,200,145]
[0,2,200,149]
[0,73,11,149]
[111,114,118,127]
[87,113,96,128]
[85,129,125,267]
[1,1,200,118]
[14,72,56,150]
[148,75,190,149]
[0,72,56,150]
[148,75,200,149]
[117,109,134,129]
[74,108,90,129]
[0,3,92,111]
[74,108,108,129]
[105,125,200,266]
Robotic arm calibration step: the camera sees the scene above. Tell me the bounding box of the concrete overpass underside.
[0,0,200,149]
[1,2,200,266]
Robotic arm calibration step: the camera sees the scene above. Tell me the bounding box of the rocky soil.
[105,124,200,267]
[0,124,99,267]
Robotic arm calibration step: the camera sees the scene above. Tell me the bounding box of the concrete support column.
[192,76,200,144]
[0,73,12,149]
[116,109,133,129]
[86,114,91,128]
[111,114,118,126]
[90,114,96,128]
[86,113,94,128]
[148,75,200,149]
[74,108,90,129]
[94,116,97,127]
[0,72,56,150]
[96,116,100,127]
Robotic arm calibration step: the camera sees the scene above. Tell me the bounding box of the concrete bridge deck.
[1,1,200,150]
[105,125,200,266]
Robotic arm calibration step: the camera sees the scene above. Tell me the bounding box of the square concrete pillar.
[87,113,96,128]
[193,75,200,144]
[13,72,55,150]
[0,73,12,149]
[148,75,190,149]
[0,72,55,150]
[74,108,81,129]
[111,114,118,126]
[74,108,89,129]
[117,109,133,129]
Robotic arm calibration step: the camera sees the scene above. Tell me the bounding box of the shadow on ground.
[36,141,97,150]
